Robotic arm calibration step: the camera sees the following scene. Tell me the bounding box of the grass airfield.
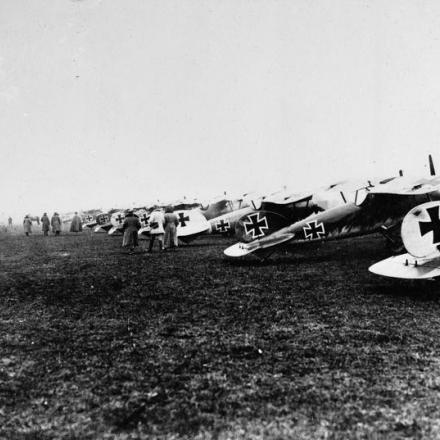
[1,231,440,439]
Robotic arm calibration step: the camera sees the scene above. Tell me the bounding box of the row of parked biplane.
[74,156,440,280]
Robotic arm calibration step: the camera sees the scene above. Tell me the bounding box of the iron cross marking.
[140,214,149,226]
[216,219,230,233]
[115,214,124,224]
[97,215,108,225]
[178,212,190,227]
[419,206,440,244]
[243,213,269,239]
[303,220,326,240]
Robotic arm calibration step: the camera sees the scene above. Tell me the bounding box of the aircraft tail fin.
[175,209,210,241]
[369,201,440,278]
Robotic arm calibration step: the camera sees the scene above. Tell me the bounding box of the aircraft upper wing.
[363,176,440,196]
[263,191,313,205]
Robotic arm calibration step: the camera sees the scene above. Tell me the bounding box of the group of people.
[22,212,83,236]
[122,206,179,254]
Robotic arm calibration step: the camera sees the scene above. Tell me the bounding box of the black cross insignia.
[115,213,124,224]
[140,213,149,226]
[97,214,108,225]
[419,206,440,244]
[216,219,230,233]
[85,215,93,222]
[243,213,269,239]
[178,212,190,227]
[303,220,325,240]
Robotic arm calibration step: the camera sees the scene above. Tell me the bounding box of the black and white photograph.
[2,0,440,438]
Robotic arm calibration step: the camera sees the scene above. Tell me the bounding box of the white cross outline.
[303,220,326,240]
[243,213,269,239]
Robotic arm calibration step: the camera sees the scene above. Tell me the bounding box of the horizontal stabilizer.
[224,242,256,258]
[108,226,121,235]
[138,226,150,236]
[224,233,294,258]
[369,253,440,279]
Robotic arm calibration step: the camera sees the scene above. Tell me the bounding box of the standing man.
[8,217,12,228]
[70,212,83,233]
[51,212,62,236]
[148,208,165,252]
[121,210,141,254]
[164,206,179,250]
[23,215,32,236]
[41,213,50,236]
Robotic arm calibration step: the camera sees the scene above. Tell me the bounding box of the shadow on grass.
[367,279,440,302]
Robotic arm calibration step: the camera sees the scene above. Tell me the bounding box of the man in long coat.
[122,211,141,254]
[164,206,179,249]
[70,212,83,233]
[41,213,50,236]
[23,216,32,236]
[148,208,165,252]
[51,213,62,235]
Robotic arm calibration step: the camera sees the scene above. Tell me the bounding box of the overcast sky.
[2,0,440,220]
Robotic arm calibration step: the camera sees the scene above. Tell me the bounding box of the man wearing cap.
[122,210,141,254]
[148,208,165,252]
[41,213,50,236]
[23,215,32,236]
[51,212,62,235]
[70,212,83,233]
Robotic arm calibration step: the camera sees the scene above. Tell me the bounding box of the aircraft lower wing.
[369,253,440,279]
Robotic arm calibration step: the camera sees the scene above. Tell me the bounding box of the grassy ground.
[1,231,440,439]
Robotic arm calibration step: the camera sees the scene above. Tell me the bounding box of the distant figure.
[122,210,141,254]
[51,212,62,236]
[8,217,12,228]
[70,212,83,233]
[164,206,179,250]
[23,215,32,236]
[148,208,165,252]
[41,213,50,236]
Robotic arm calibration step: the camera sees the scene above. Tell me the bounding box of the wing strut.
[429,154,436,176]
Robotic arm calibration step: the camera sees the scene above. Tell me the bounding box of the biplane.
[91,209,122,233]
[225,157,440,279]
